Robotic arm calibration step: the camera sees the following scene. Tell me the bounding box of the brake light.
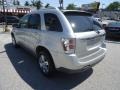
[61,38,76,54]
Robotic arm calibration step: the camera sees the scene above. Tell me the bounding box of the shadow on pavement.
[4,43,93,90]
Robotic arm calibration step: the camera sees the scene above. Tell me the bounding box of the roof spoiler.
[62,10,93,16]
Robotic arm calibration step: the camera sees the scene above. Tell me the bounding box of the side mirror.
[12,23,20,28]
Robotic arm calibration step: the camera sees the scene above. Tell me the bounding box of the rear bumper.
[52,47,106,73]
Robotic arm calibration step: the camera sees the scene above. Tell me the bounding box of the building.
[94,9,120,20]
[0,5,36,17]
[81,2,100,13]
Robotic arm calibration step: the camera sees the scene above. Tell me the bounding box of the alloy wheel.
[39,54,49,74]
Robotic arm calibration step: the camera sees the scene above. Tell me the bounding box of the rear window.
[64,12,102,32]
[108,21,120,27]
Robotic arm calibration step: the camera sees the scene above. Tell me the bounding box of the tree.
[106,1,120,10]
[0,0,2,5]
[45,3,50,8]
[24,1,30,6]
[13,0,20,5]
[66,4,76,10]
[31,0,43,9]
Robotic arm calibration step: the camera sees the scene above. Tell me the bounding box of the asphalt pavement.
[0,33,120,90]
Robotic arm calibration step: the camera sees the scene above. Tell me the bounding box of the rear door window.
[44,13,63,32]
[64,12,102,32]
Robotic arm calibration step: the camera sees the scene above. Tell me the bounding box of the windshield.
[108,21,120,27]
[65,15,102,32]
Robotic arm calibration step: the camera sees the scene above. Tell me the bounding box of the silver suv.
[11,8,106,76]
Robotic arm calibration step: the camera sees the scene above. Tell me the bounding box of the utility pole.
[59,0,63,9]
[2,0,8,32]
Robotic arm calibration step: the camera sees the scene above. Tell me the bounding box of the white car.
[11,8,106,76]
[102,20,116,28]
[94,17,102,23]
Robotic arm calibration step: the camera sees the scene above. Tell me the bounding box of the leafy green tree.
[24,1,30,6]
[31,0,42,9]
[106,1,120,10]
[66,4,76,10]
[13,0,20,5]
[0,0,2,5]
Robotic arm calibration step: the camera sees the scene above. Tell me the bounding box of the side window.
[28,14,41,29]
[44,13,63,32]
[19,15,29,28]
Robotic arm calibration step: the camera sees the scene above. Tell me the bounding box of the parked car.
[0,16,19,25]
[94,17,102,23]
[0,14,4,23]
[11,8,106,76]
[105,21,120,38]
[101,20,116,28]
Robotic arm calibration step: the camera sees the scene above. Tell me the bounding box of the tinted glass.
[108,21,120,27]
[44,13,63,32]
[7,17,18,23]
[7,17,15,20]
[19,15,29,28]
[65,15,102,32]
[28,14,41,29]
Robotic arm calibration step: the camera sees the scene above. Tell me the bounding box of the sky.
[19,0,120,8]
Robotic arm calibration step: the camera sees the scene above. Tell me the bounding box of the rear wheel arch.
[36,46,56,76]
[36,46,55,66]
[36,46,50,56]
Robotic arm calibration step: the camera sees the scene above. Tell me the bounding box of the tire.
[11,35,19,48]
[38,50,55,76]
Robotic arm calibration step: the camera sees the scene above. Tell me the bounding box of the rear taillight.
[61,38,76,54]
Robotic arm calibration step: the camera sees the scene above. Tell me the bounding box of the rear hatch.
[64,11,105,60]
